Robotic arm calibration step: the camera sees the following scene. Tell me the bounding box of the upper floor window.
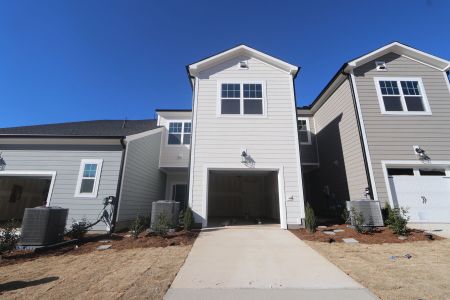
[220,83,264,116]
[75,159,103,198]
[297,118,311,145]
[374,77,431,115]
[168,122,191,145]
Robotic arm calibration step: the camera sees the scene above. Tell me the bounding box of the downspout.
[346,72,374,199]
[111,136,127,232]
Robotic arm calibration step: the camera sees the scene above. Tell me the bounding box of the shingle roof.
[0,119,158,137]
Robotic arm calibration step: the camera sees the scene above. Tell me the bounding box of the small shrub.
[154,213,170,236]
[305,203,317,233]
[183,206,194,231]
[130,215,148,239]
[66,218,90,239]
[341,208,350,225]
[350,207,366,233]
[388,207,409,235]
[382,202,393,225]
[0,220,20,255]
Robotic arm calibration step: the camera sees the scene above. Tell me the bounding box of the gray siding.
[116,131,166,225]
[158,114,191,168]
[190,55,304,226]
[0,145,122,230]
[354,52,450,205]
[312,79,368,203]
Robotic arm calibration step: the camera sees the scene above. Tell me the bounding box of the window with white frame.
[75,159,103,197]
[220,83,264,115]
[375,78,430,114]
[168,122,191,145]
[297,118,311,144]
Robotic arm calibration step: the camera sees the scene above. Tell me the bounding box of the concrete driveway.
[165,225,376,299]
[408,223,450,238]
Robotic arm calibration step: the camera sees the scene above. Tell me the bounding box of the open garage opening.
[207,170,280,227]
[0,175,52,223]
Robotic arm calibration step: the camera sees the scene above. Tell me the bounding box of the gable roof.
[305,41,450,113]
[345,41,450,72]
[0,119,158,138]
[187,44,299,77]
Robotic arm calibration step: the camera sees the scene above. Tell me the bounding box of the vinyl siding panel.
[117,131,166,225]
[0,146,122,230]
[354,52,450,205]
[158,115,191,168]
[312,79,368,202]
[190,55,304,226]
[297,114,319,164]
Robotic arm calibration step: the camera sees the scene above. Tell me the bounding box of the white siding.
[190,55,304,227]
[158,114,191,168]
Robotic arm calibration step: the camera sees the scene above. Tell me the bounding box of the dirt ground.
[307,239,450,300]
[0,232,198,299]
[290,224,442,244]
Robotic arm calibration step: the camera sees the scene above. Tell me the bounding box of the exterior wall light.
[241,150,248,163]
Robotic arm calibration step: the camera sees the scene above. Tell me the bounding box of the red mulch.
[289,224,443,244]
[0,230,198,267]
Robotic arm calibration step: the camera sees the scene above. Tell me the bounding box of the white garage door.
[388,168,450,223]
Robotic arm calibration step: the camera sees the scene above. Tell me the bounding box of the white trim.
[201,164,288,229]
[401,54,444,72]
[188,45,298,77]
[166,120,192,147]
[0,170,57,206]
[443,72,450,94]
[297,117,311,145]
[216,81,267,118]
[381,160,450,208]
[289,78,306,222]
[188,78,199,208]
[125,127,163,142]
[346,42,450,72]
[373,77,432,115]
[350,72,379,200]
[74,159,103,198]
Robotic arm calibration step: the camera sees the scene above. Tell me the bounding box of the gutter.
[346,72,374,199]
[111,136,127,232]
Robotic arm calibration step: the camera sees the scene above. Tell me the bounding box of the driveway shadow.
[0,276,59,292]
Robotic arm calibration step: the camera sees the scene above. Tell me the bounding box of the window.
[419,169,446,176]
[220,83,264,116]
[243,84,263,114]
[375,78,430,115]
[75,159,103,197]
[168,122,191,145]
[297,118,311,144]
[387,168,414,176]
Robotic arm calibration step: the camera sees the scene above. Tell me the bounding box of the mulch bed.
[0,230,198,267]
[290,224,443,244]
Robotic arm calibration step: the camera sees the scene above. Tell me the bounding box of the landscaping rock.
[99,240,112,243]
[323,231,336,235]
[97,245,112,251]
[333,229,344,233]
[318,226,327,229]
[342,238,359,244]
[398,236,407,240]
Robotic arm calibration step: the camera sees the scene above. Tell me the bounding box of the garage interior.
[0,176,51,222]
[207,170,280,226]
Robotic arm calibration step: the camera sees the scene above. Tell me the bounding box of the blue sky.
[0,0,448,127]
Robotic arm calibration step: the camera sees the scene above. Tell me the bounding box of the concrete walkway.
[165,226,377,299]
[408,223,450,238]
